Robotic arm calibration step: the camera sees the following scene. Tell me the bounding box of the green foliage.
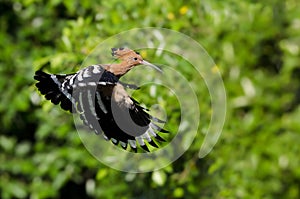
[1,0,300,198]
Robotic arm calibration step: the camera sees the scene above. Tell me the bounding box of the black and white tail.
[34,71,75,112]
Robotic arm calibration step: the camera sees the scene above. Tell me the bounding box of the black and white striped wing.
[34,65,118,113]
[34,65,169,152]
[75,83,169,152]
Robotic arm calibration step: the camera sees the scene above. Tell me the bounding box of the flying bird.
[34,47,169,152]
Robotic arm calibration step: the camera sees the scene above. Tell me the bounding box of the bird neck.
[104,62,134,77]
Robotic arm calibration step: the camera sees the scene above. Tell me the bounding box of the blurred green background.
[1,0,300,198]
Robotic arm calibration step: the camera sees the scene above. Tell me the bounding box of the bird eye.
[133,57,138,61]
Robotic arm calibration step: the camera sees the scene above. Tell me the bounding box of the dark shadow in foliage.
[59,180,92,199]
[0,1,21,37]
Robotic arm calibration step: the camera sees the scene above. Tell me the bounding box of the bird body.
[34,48,168,152]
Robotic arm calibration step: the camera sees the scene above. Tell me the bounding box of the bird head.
[111,47,162,73]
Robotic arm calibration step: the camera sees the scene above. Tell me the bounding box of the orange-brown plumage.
[104,47,162,77]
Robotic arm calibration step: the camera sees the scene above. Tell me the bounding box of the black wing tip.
[34,70,44,75]
[140,144,150,152]
[34,70,50,81]
[130,146,138,153]
[151,123,169,134]
[154,134,166,142]
[148,140,159,148]
[160,128,169,133]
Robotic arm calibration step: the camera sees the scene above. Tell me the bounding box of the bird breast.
[112,83,133,109]
[99,83,133,109]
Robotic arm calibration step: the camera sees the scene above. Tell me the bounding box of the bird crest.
[111,47,140,61]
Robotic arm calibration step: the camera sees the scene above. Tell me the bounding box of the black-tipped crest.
[111,47,129,57]
[111,47,142,60]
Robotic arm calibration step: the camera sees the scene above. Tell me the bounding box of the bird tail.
[34,70,74,112]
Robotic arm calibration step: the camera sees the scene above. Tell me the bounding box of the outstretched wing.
[34,65,118,112]
[75,82,169,152]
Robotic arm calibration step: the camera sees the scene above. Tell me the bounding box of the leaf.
[152,170,167,186]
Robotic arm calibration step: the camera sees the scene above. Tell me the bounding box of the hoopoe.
[34,47,169,152]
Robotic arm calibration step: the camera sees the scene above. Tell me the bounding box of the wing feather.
[35,65,169,152]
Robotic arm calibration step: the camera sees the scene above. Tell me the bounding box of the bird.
[34,47,169,152]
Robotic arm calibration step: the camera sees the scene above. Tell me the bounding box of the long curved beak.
[141,60,163,73]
